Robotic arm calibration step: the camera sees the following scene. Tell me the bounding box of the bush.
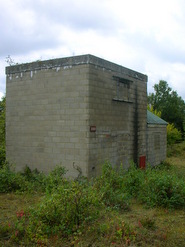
[123,164,145,197]
[21,165,46,192]
[0,163,73,193]
[167,123,182,144]
[45,165,68,193]
[0,163,46,193]
[94,163,130,210]
[25,181,100,242]
[0,162,26,193]
[138,170,185,209]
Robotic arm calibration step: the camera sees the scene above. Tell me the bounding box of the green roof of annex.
[147,110,168,125]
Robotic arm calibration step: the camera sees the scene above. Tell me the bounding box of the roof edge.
[5,54,147,81]
[147,110,168,125]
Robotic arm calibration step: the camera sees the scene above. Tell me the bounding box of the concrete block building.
[147,110,168,166]
[5,54,167,177]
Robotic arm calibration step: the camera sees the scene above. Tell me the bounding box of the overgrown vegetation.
[0,146,185,246]
[147,83,184,144]
[167,123,182,144]
[148,80,185,136]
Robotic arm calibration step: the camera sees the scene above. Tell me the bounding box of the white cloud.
[0,91,4,100]
[0,0,185,100]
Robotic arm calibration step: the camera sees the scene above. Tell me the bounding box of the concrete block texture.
[6,62,90,177]
[147,125,167,166]
[6,54,153,178]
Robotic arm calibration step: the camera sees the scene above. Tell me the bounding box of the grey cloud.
[0,17,62,57]
[0,0,117,57]
[21,0,118,33]
[122,30,185,65]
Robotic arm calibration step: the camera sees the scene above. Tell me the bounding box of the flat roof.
[6,54,147,82]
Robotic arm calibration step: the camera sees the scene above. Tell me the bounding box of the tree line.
[148,80,185,143]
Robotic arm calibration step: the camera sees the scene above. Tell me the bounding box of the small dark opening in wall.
[113,76,132,85]
[112,75,133,102]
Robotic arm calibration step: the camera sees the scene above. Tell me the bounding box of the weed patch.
[94,163,130,210]
[0,143,185,246]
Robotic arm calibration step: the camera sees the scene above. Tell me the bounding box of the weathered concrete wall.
[86,60,147,176]
[6,60,90,177]
[6,54,148,177]
[147,125,167,166]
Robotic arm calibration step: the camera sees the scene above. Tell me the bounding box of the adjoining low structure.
[5,54,167,177]
[147,110,168,166]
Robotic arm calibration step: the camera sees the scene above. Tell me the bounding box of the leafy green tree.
[0,96,6,166]
[148,80,185,137]
[147,103,182,144]
[167,123,182,144]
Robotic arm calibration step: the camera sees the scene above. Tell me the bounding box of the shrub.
[0,162,26,193]
[25,180,100,242]
[123,164,145,197]
[138,169,185,209]
[45,165,67,193]
[0,163,46,193]
[21,165,46,192]
[94,163,130,210]
[122,163,185,209]
[167,123,182,144]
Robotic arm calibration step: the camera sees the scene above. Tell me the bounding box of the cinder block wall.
[86,57,147,177]
[88,65,132,176]
[147,125,167,166]
[6,54,148,177]
[6,58,90,177]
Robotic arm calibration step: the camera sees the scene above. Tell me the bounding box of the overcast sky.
[1,0,185,100]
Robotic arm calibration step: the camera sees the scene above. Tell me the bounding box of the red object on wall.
[139,156,146,169]
[90,126,96,132]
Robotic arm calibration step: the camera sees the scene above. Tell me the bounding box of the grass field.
[0,142,185,246]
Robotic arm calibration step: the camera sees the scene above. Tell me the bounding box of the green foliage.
[122,163,185,209]
[0,162,26,193]
[167,123,182,144]
[21,165,46,192]
[147,104,161,117]
[45,165,67,193]
[123,164,144,197]
[1,160,185,246]
[148,80,185,136]
[138,169,185,209]
[167,141,185,157]
[25,181,100,244]
[0,146,5,168]
[0,163,46,193]
[94,163,130,210]
[1,161,184,210]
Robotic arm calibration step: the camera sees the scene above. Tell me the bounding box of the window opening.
[112,76,133,103]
